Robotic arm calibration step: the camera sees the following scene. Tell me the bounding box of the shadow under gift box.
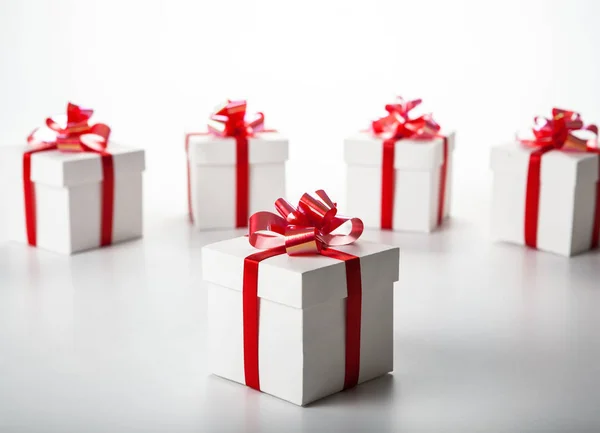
[343,131,456,232]
[186,133,288,230]
[490,143,599,257]
[202,237,400,406]
[2,145,145,254]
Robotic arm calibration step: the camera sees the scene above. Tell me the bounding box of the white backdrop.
[1,0,600,237]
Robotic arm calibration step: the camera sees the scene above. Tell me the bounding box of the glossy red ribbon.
[24,103,113,247]
[243,190,365,392]
[372,96,448,229]
[186,100,265,228]
[519,108,600,249]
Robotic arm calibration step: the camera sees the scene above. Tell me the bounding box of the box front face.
[302,282,394,405]
[191,163,286,230]
[346,165,438,232]
[345,134,454,232]
[492,166,579,256]
[208,283,304,405]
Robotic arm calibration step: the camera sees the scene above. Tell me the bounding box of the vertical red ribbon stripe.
[235,136,249,229]
[99,152,115,246]
[185,133,249,228]
[23,149,115,248]
[437,136,449,226]
[380,138,396,230]
[320,248,362,390]
[242,247,363,392]
[22,149,50,246]
[524,146,555,248]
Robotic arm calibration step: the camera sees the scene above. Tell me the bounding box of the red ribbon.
[519,108,600,249]
[186,100,265,228]
[371,97,448,229]
[243,190,365,391]
[24,103,113,247]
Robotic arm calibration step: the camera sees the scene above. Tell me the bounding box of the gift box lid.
[344,130,455,170]
[490,143,600,186]
[27,144,145,188]
[202,237,400,309]
[186,132,288,166]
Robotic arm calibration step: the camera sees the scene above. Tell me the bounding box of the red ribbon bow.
[371,96,448,229]
[207,99,265,138]
[372,96,441,140]
[242,191,365,392]
[23,103,115,248]
[248,190,364,255]
[27,102,111,152]
[519,108,600,249]
[519,108,598,151]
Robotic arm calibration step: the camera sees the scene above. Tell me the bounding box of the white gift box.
[490,143,600,256]
[344,131,455,232]
[186,133,288,229]
[202,237,400,406]
[2,145,145,255]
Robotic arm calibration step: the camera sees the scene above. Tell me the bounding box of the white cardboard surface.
[344,131,455,232]
[490,143,600,256]
[187,133,289,230]
[2,144,145,254]
[202,237,400,406]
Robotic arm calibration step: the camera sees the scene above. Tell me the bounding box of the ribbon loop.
[248,190,363,256]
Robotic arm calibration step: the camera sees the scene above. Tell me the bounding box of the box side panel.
[248,163,287,217]
[302,298,345,404]
[35,184,72,254]
[490,143,532,178]
[537,183,576,257]
[111,172,143,244]
[569,182,597,256]
[346,165,381,229]
[442,134,454,219]
[208,283,304,406]
[392,169,437,232]
[302,281,394,405]
[346,164,442,232]
[191,161,286,230]
[357,282,394,384]
[191,165,236,229]
[491,171,527,246]
[68,182,101,253]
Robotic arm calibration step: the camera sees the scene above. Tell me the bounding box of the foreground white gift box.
[3,145,145,255]
[202,237,400,406]
[186,100,288,230]
[490,143,600,257]
[186,132,288,229]
[344,131,455,232]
